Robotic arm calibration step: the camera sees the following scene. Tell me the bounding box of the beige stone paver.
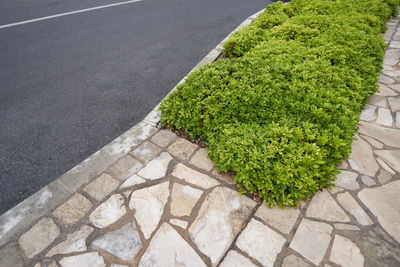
[129,182,169,239]
[306,190,350,222]
[220,250,256,267]
[107,155,143,181]
[189,149,214,171]
[89,194,126,228]
[83,173,119,201]
[290,219,333,265]
[358,181,400,243]
[172,163,219,188]
[139,223,206,267]
[46,225,93,256]
[131,141,162,163]
[255,203,300,234]
[59,252,105,267]
[137,152,172,179]
[330,235,364,267]
[150,129,177,147]
[334,170,359,190]
[170,183,203,217]
[53,193,92,227]
[281,255,312,267]
[167,138,197,161]
[236,219,286,267]
[336,192,373,226]
[2,10,400,267]
[18,217,60,258]
[189,187,256,265]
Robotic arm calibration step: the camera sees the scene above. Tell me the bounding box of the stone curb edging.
[0,8,265,248]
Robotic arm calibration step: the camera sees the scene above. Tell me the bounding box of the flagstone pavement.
[2,10,400,267]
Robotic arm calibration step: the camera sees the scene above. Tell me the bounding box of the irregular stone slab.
[167,138,198,161]
[119,174,146,189]
[388,97,400,112]
[290,219,333,265]
[334,223,360,231]
[378,76,395,85]
[170,183,203,217]
[172,163,219,189]
[360,104,376,121]
[131,141,162,163]
[89,194,126,228]
[53,193,92,227]
[189,149,214,171]
[358,121,400,148]
[137,152,172,180]
[129,182,169,239]
[336,192,373,226]
[139,223,206,267]
[376,108,393,126]
[151,130,177,148]
[212,169,236,184]
[220,250,256,267]
[236,219,286,267]
[306,190,350,222]
[189,187,256,265]
[83,173,119,201]
[375,150,400,173]
[18,217,60,258]
[330,235,364,267]
[377,83,397,95]
[359,226,400,266]
[368,95,389,108]
[348,137,379,176]
[378,169,393,184]
[334,170,359,190]
[107,155,143,181]
[361,175,377,186]
[92,221,142,261]
[255,203,300,234]
[0,242,26,267]
[59,252,105,267]
[46,225,94,256]
[360,134,384,149]
[358,181,400,242]
[281,254,312,267]
[170,218,188,229]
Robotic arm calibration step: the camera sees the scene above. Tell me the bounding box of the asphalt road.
[0,0,270,214]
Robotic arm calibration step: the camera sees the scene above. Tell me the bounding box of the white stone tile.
[139,223,206,267]
[172,163,219,189]
[336,192,373,226]
[306,190,350,222]
[255,203,300,234]
[129,182,169,239]
[89,194,126,228]
[236,219,286,267]
[137,152,172,180]
[290,219,332,265]
[330,235,364,267]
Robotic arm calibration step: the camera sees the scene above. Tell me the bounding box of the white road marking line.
[0,0,143,30]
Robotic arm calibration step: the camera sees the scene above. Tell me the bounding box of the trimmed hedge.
[160,0,399,207]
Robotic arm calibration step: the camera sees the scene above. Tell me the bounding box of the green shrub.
[160,0,399,207]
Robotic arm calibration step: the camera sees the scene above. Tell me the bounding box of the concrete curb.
[0,8,264,247]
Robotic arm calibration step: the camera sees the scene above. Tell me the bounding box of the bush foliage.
[160,0,399,207]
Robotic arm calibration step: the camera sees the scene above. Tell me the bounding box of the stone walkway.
[2,9,400,267]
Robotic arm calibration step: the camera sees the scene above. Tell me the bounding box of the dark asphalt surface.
[0,0,270,214]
